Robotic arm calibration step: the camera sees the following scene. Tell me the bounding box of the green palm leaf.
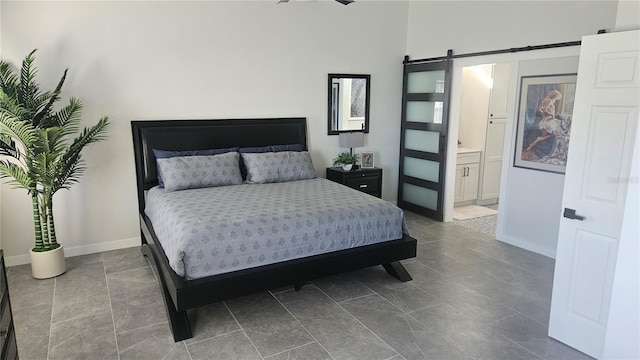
[0,61,19,99]
[0,111,37,150]
[33,69,67,127]
[0,160,33,191]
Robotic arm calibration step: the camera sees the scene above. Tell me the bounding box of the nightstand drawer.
[344,175,380,193]
[325,167,383,198]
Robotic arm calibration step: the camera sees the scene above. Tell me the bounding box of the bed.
[131,118,417,341]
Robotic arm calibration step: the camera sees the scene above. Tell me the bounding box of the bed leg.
[294,282,305,291]
[161,281,192,342]
[141,244,193,342]
[383,261,412,282]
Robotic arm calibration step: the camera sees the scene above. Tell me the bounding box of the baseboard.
[4,237,142,267]
[496,233,556,259]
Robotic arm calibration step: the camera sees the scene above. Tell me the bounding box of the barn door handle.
[563,208,585,221]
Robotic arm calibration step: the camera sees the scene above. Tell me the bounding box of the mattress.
[145,178,407,280]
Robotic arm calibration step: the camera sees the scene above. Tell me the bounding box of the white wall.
[406,1,619,59]
[0,1,409,265]
[615,0,640,30]
[500,56,579,258]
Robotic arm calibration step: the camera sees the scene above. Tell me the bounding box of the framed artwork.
[361,152,374,168]
[514,73,577,174]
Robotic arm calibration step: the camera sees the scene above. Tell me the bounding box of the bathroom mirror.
[328,74,370,135]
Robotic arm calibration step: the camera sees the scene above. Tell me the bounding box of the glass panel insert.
[404,129,439,153]
[403,183,438,210]
[406,101,444,123]
[404,157,439,183]
[407,71,445,93]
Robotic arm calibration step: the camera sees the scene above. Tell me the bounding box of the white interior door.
[549,30,639,359]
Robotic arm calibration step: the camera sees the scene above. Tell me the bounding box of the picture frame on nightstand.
[361,152,374,168]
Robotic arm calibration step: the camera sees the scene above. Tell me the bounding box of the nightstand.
[326,167,382,198]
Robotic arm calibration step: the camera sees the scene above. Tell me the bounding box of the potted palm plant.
[0,49,109,279]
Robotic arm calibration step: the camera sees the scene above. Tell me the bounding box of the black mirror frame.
[327,73,370,135]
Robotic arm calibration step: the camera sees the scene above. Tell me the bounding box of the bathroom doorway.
[452,63,510,236]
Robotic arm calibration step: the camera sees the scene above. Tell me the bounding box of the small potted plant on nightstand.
[0,49,109,279]
[333,152,360,171]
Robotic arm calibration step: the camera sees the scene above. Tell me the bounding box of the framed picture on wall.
[514,73,577,174]
[361,152,374,168]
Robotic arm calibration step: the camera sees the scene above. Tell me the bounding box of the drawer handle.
[359,184,368,188]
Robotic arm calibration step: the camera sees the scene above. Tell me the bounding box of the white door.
[549,30,639,359]
[481,118,506,200]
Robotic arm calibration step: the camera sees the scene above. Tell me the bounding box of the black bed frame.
[131,118,417,342]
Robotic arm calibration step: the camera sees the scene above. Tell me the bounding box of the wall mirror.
[328,74,370,135]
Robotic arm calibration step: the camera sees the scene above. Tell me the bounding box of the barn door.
[397,56,452,221]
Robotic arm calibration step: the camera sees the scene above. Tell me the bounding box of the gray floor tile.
[12,304,52,360]
[313,272,374,302]
[52,280,111,323]
[341,294,467,360]
[410,308,542,360]
[107,266,166,333]
[265,341,332,360]
[276,285,397,360]
[55,261,107,292]
[225,291,314,357]
[185,302,240,344]
[7,263,55,300]
[354,266,440,313]
[9,285,53,310]
[102,246,148,274]
[65,253,103,267]
[186,330,261,360]
[459,271,552,326]
[49,311,118,360]
[117,322,191,360]
[489,313,594,360]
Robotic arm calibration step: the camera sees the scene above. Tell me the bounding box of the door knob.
[563,208,585,221]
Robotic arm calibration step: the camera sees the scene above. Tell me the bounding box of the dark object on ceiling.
[278,0,354,5]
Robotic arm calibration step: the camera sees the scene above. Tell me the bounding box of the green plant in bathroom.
[0,49,109,278]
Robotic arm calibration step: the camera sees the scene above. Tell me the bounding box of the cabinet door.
[463,163,480,201]
[488,63,511,119]
[454,165,464,203]
[481,118,506,200]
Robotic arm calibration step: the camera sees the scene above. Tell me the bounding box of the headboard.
[131,118,308,212]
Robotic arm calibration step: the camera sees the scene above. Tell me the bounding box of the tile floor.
[7,212,593,360]
[454,204,499,237]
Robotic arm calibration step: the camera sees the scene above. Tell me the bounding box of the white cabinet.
[478,63,510,204]
[455,150,481,204]
[480,118,506,200]
[488,63,510,119]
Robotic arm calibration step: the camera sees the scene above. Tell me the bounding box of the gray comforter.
[145,178,407,280]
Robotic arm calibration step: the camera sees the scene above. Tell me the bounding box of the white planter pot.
[30,246,66,279]
[342,164,353,171]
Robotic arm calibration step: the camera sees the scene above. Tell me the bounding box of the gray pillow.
[242,151,316,184]
[157,152,243,191]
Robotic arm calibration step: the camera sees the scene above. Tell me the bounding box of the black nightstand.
[326,167,382,198]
